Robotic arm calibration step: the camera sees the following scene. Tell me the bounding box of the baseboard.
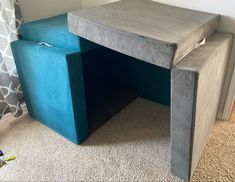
[217,112,224,121]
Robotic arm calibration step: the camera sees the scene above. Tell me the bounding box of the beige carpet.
[0,98,234,181]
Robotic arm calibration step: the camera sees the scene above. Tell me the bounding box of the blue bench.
[11,14,98,144]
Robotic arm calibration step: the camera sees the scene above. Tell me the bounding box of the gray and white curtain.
[0,0,23,118]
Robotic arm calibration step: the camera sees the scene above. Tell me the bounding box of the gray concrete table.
[68,0,233,180]
[69,0,220,69]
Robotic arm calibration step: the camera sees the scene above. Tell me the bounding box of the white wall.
[19,0,81,22]
[81,0,118,8]
[18,0,118,22]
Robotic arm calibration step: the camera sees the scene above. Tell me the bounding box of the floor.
[0,98,234,181]
[192,103,235,181]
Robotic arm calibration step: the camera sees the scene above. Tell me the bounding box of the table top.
[69,0,220,69]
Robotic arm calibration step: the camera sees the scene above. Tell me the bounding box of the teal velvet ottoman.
[11,14,136,144]
[11,14,98,144]
[11,41,88,143]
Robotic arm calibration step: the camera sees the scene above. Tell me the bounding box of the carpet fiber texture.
[0,98,234,181]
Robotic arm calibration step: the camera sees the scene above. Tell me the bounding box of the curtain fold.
[0,0,23,118]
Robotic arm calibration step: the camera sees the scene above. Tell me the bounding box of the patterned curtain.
[0,0,23,118]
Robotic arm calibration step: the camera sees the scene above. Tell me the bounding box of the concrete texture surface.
[68,0,220,69]
[171,33,234,181]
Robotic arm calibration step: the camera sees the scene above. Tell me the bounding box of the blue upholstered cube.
[11,14,99,144]
[11,40,89,144]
